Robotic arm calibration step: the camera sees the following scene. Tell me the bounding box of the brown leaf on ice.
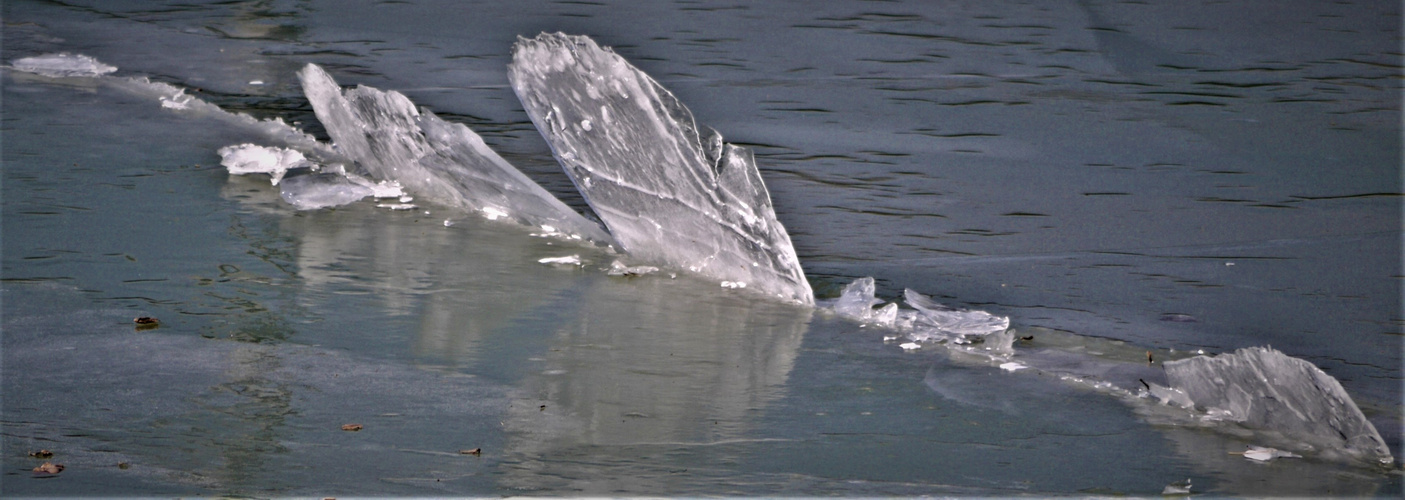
[33,462,64,474]
[460,448,482,456]
[340,423,363,431]
[28,450,54,459]
[134,316,160,330]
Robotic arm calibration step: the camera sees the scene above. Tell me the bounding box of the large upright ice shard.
[297,64,613,243]
[1164,346,1393,465]
[507,33,814,305]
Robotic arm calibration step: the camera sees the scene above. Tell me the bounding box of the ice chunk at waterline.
[10,53,116,77]
[904,288,1010,339]
[508,33,813,305]
[1164,346,1393,465]
[218,144,312,185]
[297,64,613,243]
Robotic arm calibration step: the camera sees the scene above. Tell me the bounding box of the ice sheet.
[297,64,614,244]
[1164,346,1393,465]
[508,33,813,305]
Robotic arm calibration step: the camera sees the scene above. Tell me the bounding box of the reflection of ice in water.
[509,33,813,305]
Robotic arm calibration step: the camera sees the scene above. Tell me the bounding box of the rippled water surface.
[3,0,1401,496]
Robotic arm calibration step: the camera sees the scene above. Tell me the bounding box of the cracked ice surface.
[1164,346,1393,465]
[508,33,813,305]
[297,63,613,243]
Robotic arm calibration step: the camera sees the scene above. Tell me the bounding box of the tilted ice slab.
[508,33,813,305]
[298,63,614,243]
[1165,346,1393,465]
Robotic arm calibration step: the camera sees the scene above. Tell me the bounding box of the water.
[3,0,1400,496]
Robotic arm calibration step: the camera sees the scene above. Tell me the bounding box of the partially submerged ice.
[297,63,614,243]
[1164,346,1393,465]
[829,276,1392,466]
[507,33,813,305]
[10,53,116,78]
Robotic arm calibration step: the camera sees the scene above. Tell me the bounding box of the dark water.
[3,0,1401,496]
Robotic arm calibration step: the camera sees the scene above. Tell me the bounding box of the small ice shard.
[509,33,813,305]
[376,203,417,210]
[539,255,582,266]
[11,53,117,77]
[998,362,1027,372]
[279,172,374,210]
[833,277,895,327]
[899,342,921,351]
[217,143,312,185]
[1236,445,1302,462]
[720,281,747,289]
[1164,346,1393,465]
[1161,478,1192,495]
[160,88,194,110]
[607,260,659,277]
[904,288,1009,339]
[297,63,613,243]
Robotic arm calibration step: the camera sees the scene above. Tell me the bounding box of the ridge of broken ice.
[298,63,614,243]
[1165,346,1394,465]
[508,33,813,305]
[11,53,117,78]
[827,277,1392,466]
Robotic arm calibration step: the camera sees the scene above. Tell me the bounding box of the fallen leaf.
[134,317,159,325]
[117,462,130,469]
[33,462,64,474]
[341,423,363,431]
[460,448,482,456]
[28,450,53,459]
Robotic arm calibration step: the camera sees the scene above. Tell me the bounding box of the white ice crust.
[11,53,117,77]
[297,63,614,243]
[508,33,813,305]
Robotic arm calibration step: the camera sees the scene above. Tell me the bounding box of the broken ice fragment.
[899,342,921,351]
[904,288,1009,337]
[998,362,1027,372]
[720,281,747,289]
[539,255,582,266]
[297,63,613,243]
[11,53,117,77]
[1236,445,1301,462]
[376,203,417,211]
[607,261,660,277]
[833,277,894,326]
[218,143,311,185]
[1164,346,1393,465]
[1161,478,1191,495]
[280,172,374,210]
[509,33,812,304]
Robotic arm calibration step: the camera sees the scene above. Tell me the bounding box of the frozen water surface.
[4,0,1401,497]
